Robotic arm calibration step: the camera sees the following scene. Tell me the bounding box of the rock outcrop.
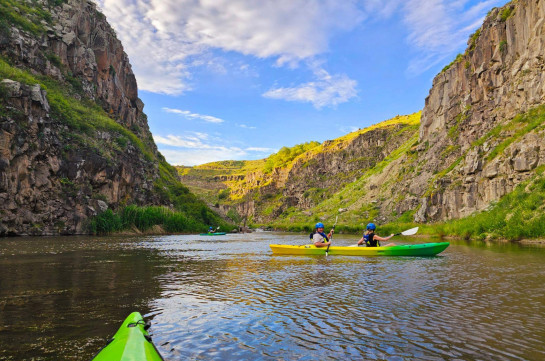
[412,0,545,221]
[0,0,163,235]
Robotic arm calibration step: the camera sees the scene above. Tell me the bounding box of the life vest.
[309,231,329,243]
[364,232,379,247]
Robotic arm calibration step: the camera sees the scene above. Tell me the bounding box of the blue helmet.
[315,222,325,229]
[366,223,376,231]
[209,226,213,230]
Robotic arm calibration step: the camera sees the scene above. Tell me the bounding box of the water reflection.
[0,236,167,360]
[0,234,544,360]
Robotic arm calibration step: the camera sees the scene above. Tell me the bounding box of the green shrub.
[45,53,62,68]
[442,54,463,72]
[500,7,513,22]
[0,0,49,35]
[0,18,10,38]
[263,141,320,173]
[468,29,481,52]
[218,188,230,200]
[227,208,242,224]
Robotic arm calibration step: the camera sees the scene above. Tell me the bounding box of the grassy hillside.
[179,112,421,226]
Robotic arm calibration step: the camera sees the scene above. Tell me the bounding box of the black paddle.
[325,216,338,257]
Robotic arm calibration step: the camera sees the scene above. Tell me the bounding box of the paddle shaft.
[325,216,338,256]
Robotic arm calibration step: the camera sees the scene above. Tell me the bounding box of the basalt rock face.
[279,126,412,212]
[412,0,545,222]
[0,0,162,235]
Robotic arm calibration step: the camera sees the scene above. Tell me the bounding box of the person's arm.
[357,237,364,246]
[314,240,330,247]
[313,234,330,247]
[374,234,394,242]
[327,228,334,239]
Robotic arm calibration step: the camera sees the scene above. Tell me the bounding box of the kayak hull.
[270,242,449,256]
[92,312,163,361]
[199,232,227,236]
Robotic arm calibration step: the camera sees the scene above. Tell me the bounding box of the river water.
[0,232,544,360]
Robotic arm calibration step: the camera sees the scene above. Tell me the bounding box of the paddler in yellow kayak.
[357,223,396,247]
[310,222,334,247]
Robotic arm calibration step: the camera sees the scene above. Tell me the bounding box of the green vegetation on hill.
[264,141,320,173]
[0,0,54,35]
[0,56,154,160]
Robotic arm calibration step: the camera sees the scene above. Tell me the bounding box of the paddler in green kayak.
[310,222,334,247]
[357,223,396,247]
[207,226,217,234]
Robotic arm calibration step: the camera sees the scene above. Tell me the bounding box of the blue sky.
[95,0,509,166]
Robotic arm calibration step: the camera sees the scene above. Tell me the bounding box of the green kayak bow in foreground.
[92,312,163,361]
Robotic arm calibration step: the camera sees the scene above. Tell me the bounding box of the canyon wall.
[0,0,163,235]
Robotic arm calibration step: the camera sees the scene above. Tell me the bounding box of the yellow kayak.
[270,242,449,256]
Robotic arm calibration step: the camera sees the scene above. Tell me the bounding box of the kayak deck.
[270,242,449,256]
[199,232,227,236]
[92,312,163,361]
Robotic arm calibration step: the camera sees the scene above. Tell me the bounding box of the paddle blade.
[401,227,419,236]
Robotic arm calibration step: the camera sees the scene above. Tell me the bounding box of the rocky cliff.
[412,0,545,221]
[0,0,172,235]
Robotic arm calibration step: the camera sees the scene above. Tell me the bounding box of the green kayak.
[270,242,450,256]
[199,232,227,236]
[92,312,163,361]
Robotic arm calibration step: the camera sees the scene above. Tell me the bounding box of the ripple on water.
[138,236,545,360]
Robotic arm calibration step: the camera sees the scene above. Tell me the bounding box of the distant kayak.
[199,232,227,236]
[91,312,163,361]
[270,242,449,256]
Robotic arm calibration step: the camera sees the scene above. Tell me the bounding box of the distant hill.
[178,113,420,229]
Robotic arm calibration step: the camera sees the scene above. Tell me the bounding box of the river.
[0,232,544,360]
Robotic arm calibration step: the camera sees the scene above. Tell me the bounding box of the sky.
[95,0,509,166]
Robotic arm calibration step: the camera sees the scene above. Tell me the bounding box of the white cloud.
[162,108,225,123]
[340,126,360,134]
[153,133,211,148]
[262,68,358,109]
[159,149,247,166]
[402,0,506,74]
[95,0,364,94]
[153,133,275,165]
[238,124,256,129]
[95,0,506,96]
[245,147,275,152]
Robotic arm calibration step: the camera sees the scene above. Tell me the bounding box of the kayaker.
[208,226,217,233]
[311,222,334,247]
[357,223,395,247]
